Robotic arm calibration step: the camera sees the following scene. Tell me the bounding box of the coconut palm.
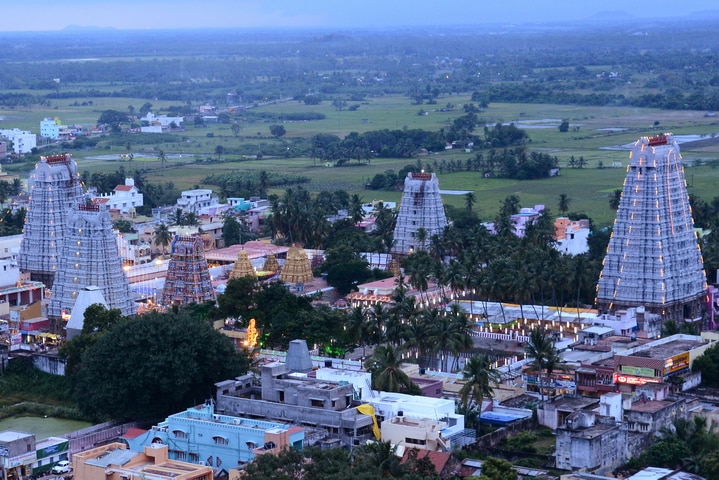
[558,193,571,214]
[153,223,173,255]
[525,328,564,402]
[459,354,501,411]
[364,344,412,392]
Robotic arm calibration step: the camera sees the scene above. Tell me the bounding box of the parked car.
[51,461,71,474]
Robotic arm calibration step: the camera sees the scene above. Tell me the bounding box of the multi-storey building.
[123,401,304,469]
[72,443,211,480]
[48,203,136,318]
[597,134,707,322]
[18,154,84,288]
[391,172,447,255]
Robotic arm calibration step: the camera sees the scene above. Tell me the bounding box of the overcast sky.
[7,0,718,31]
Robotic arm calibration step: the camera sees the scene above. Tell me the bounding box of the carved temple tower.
[160,235,216,306]
[19,154,84,288]
[48,203,136,318]
[391,172,447,256]
[596,134,706,322]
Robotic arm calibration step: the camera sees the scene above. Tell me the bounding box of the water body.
[0,416,90,440]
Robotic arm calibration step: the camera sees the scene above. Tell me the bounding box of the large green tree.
[74,310,250,420]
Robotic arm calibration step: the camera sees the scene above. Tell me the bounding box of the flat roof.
[627,340,703,360]
[0,431,33,442]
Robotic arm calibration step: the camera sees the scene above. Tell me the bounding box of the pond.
[0,416,91,440]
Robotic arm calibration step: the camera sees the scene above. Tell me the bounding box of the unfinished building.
[160,235,216,306]
[48,204,136,318]
[19,154,84,287]
[391,172,447,255]
[596,134,707,322]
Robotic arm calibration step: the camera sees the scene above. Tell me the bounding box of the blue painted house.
[122,401,304,471]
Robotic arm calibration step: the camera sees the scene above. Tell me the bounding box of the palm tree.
[364,344,412,392]
[459,354,501,412]
[153,223,173,256]
[609,189,622,211]
[464,191,477,213]
[525,328,564,402]
[558,193,570,215]
[158,149,167,175]
[415,227,428,251]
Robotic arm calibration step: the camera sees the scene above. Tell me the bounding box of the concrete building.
[510,205,544,238]
[554,217,590,255]
[0,431,36,480]
[0,234,22,288]
[140,112,184,128]
[123,400,304,470]
[18,154,84,287]
[48,203,136,318]
[555,388,696,475]
[596,134,707,322]
[391,172,447,255]
[177,189,220,215]
[72,443,211,480]
[215,340,376,447]
[93,178,144,214]
[40,118,61,140]
[160,235,215,307]
[381,415,451,452]
[0,129,36,154]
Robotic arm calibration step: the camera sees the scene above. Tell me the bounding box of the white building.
[140,112,184,128]
[0,234,22,287]
[93,178,144,214]
[177,189,221,214]
[554,217,590,255]
[0,129,37,154]
[40,118,60,139]
[369,392,465,439]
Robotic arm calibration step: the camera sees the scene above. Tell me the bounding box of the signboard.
[665,352,690,375]
[2,451,37,468]
[614,373,661,386]
[620,365,656,378]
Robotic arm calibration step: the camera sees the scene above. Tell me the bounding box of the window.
[173,430,187,439]
[405,438,426,445]
[189,453,199,462]
[213,436,229,446]
[311,399,324,407]
[278,391,285,402]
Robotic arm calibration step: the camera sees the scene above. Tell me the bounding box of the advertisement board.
[664,352,690,375]
[619,365,657,378]
[614,373,660,386]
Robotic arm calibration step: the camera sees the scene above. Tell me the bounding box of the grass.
[3,94,719,228]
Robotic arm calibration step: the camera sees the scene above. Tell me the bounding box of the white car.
[51,461,71,474]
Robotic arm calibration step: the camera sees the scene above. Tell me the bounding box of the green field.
[3,95,719,228]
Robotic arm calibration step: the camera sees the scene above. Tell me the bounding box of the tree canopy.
[73,310,250,420]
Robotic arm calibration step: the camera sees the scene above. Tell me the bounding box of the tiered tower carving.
[596,134,707,322]
[19,154,83,287]
[48,204,136,318]
[391,172,447,255]
[279,246,313,285]
[160,235,216,306]
[263,254,280,274]
[229,250,256,280]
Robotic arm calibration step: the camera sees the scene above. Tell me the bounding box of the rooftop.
[626,340,704,360]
